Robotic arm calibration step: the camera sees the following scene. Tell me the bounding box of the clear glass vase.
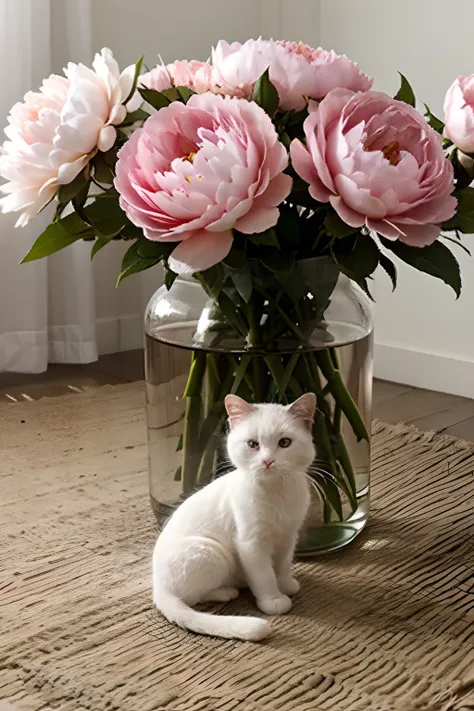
[144,257,373,555]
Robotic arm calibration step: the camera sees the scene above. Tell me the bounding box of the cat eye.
[247,440,259,449]
[278,437,292,448]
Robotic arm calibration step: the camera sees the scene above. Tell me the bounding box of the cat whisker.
[306,465,333,478]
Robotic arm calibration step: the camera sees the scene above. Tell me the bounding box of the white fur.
[152,393,316,642]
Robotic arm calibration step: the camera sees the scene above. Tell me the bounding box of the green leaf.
[123,55,144,105]
[288,107,309,126]
[276,206,301,250]
[252,69,279,117]
[93,152,115,185]
[424,104,444,134]
[325,211,360,238]
[311,472,344,521]
[380,238,461,297]
[451,150,474,191]
[223,247,247,270]
[198,263,227,297]
[121,223,144,240]
[448,186,474,233]
[136,238,173,260]
[394,72,416,107]
[84,198,127,238]
[331,233,380,279]
[162,87,181,102]
[21,213,90,263]
[90,236,114,260]
[120,108,149,126]
[454,187,474,213]
[164,268,178,291]
[356,278,374,301]
[116,240,160,285]
[116,256,160,286]
[57,170,90,205]
[176,434,183,452]
[176,86,196,103]
[174,465,182,482]
[249,228,279,247]
[441,235,471,256]
[441,214,460,231]
[138,87,171,110]
[262,251,296,274]
[72,179,91,212]
[378,252,397,291]
[231,265,253,303]
[216,291,247,336]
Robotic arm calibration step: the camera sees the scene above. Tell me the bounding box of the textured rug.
[1,382,474,711]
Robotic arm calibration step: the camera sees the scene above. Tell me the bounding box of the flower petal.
[168,229,233,274]
[329,196,365,228]
[98,125,117,152]
[235,207,280,234]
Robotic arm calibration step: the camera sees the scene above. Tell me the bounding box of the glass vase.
[144,257,373,555]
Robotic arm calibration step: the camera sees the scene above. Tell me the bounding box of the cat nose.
[262,458,275,469]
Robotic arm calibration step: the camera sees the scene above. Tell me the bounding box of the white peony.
[0,48,141,227]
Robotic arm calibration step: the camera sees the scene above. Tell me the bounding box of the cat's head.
[224,393,316,478]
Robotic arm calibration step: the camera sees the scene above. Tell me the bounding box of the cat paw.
[278,576,300,596]
[257,594,292,616]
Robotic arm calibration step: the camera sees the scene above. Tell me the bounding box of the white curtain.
[0,0,98,373]
[0,0,156,374]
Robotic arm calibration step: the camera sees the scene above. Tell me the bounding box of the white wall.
[319,0,474,397]
[92,0,262,66]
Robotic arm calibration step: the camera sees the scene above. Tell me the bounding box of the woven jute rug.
[1,382,474,711]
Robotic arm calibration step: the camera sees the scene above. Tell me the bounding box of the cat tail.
[154,588,271,642]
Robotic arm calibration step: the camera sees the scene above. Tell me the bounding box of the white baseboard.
[95,314,143,355]
[374,343,474,399]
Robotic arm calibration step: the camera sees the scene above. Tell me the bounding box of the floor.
[2,349,474,443]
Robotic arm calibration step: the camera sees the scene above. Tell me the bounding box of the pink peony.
[211,38,372,111]
[139,65,172,93]
[444,75,474,154]
[170,61,213,94]
[211,39,273,100]
[140,60,212,94]
[276,42,372,110]
[291,89,456,246]
[0,48,141,226]
[114,93,292,274]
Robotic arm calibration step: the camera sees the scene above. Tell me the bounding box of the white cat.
[152,392,316,642]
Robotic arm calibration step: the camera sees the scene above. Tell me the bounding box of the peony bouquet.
[2,39,474,526]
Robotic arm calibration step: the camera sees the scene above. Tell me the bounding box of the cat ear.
[224,394,255,429]
[287,393,316,430]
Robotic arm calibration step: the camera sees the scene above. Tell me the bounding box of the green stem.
[252,357,265,401]
[316,349,369,442]
[197,434,219,486]
[255,285,306,341]
[181,351,206,493]
[335,436,357,511]
[247,298,262,348]
[183,350,207,397]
